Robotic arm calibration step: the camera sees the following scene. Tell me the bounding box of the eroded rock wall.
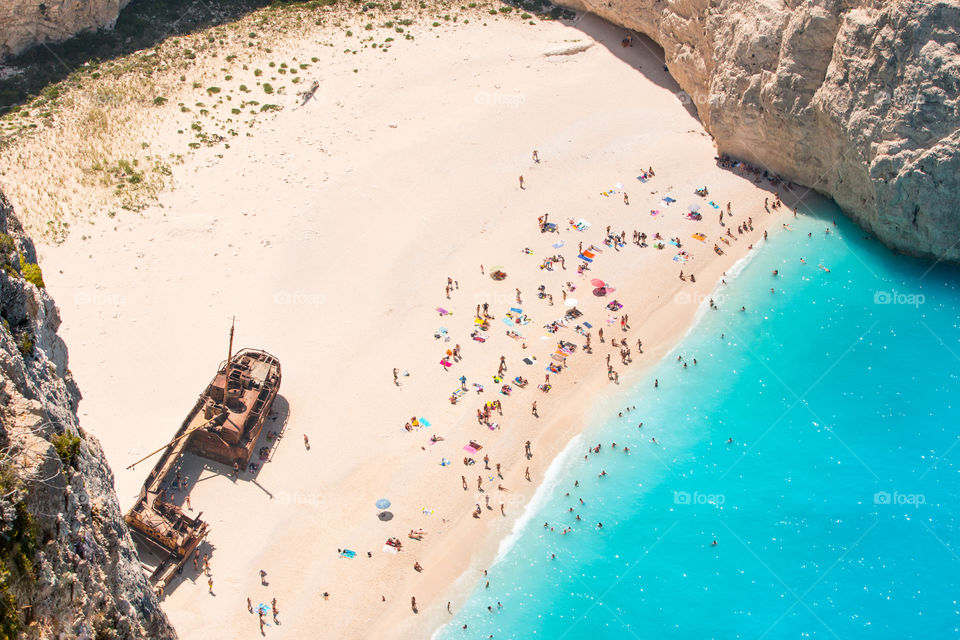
[0,0,131,60]
[561,0,960,261]
[0,190,175,639]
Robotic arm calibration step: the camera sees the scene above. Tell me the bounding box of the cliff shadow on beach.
[563,12,699,120]
[0,0,319,116]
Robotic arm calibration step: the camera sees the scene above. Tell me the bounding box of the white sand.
[27,11,793,639]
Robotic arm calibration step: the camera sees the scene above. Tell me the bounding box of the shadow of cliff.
[0,0,326,115]
[561,11,700,120]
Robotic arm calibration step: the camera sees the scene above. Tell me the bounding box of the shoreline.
[18,9,826,639]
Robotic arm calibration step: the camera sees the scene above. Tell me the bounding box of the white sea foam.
[493,431,585,563]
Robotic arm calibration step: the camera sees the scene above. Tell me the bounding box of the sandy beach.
[8,8,803,638]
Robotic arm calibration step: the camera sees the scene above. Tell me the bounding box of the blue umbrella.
[376,499,391,509]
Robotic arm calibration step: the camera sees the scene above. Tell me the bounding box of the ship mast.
[225,316,235,404]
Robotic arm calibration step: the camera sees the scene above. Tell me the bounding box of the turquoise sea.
[436,201,960,639]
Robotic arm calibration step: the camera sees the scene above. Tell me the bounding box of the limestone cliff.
[560,0,960,262]
[0,0,131,60]
[0,191,175,639]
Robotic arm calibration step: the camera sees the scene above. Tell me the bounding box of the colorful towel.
[692,233,706,241]
[708,201,720,209]
[340,549,356,559]
[650,209,661,216]
[663,196,676,204]
[436,307,450,315]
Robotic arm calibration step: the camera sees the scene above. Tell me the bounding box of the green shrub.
[206,86,221,95]
[52,432,81,470]
[263,83,274,94]
[153,96,168,106]
[16,333,33,357]
[18,255,44,289]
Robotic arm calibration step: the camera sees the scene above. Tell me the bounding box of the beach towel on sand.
[340,549,356,559]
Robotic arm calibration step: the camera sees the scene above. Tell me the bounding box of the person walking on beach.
[393,368,399,385]
[207,577,214,594]
[519,175,525,189]
[260,569,268,585]
[525,466,531,481]
[411,597,418,614]
[532,401,538,417]
[462,475,468,490]
[247,597,253,613]
[532,150,539,163]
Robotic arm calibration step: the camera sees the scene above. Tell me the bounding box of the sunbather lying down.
[430,434,445,443]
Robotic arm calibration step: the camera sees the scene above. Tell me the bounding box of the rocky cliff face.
[561,0,959,262]
[0,191,175,639]
[0,0,131,60]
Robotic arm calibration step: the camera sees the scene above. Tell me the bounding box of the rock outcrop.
[0,190,176,639]
[0,0,131,60]
[560,0,959,262]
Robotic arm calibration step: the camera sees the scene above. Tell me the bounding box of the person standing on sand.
[532,401,538,417]
[624,193,629,206]
[525,467,531,481]
[303,434,310,449]
[462,475,468,490]
[411,597,418,614]
[519,175,525,189]
[207,577,214,594]
[532,150,539,163]
[393,368,399,385]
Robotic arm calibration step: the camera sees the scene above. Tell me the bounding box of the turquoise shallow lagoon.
[437,201,960,639]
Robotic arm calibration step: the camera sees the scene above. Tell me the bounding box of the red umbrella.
[590,278,605,287]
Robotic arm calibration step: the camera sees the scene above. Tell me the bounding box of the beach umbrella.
[688,203,701,212]
[378,511,394,521]
[376,499,391,509]
[590,278,605,287]
[564,298,579,308]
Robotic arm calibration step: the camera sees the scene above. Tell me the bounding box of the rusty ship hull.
[124,347,281,591]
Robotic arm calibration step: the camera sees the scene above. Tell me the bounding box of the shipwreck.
[124,321,281,592]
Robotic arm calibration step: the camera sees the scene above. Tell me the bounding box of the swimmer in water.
[799,257,806,264]
[727,438,734,444]
[711,540,718,547]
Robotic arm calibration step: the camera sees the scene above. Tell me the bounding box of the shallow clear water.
[437,202,960,639]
